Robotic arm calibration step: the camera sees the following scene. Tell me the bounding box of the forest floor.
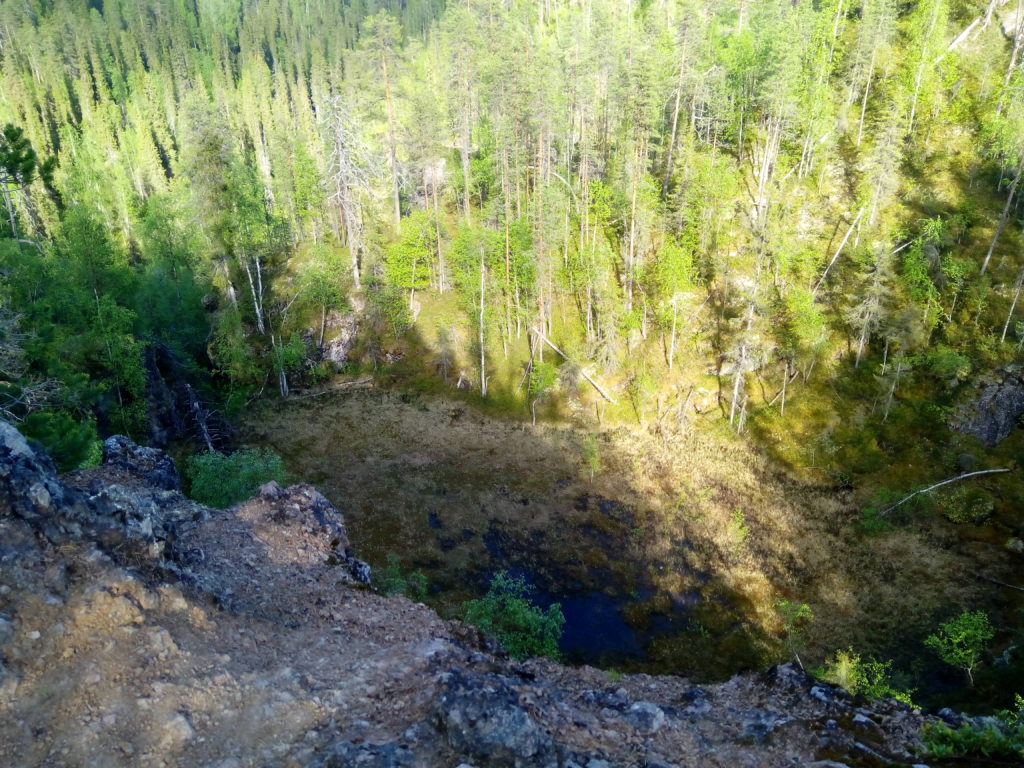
[238,386,1017,690]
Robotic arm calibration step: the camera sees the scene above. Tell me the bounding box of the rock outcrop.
[950,367,1024,447]
[0,421,948,767]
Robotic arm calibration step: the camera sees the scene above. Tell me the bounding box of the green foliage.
[923,695,1024,761]
[924,345,971,381]
[21,411,99,472]
[365,273,412,339]
[815,648,914,705]
[935,486,994,525]
[528,361,558,399]
[925,611,995,686]
[528,360,558,423]
[464,571,565,660]
[727,509,750,550]
[375,554,428,600]
[185,448,288,508]
[857,487,905,534]
[384,211,437,295]
[777,600,813,667]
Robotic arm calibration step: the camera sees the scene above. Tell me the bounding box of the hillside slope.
[0,420,949,767]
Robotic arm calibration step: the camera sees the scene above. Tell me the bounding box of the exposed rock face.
[433,668,557,767]
[322,311,359,364]
[950,368,1024,446]
[102,434,181,490]
[0,420,93,541]
[0,420,948,767]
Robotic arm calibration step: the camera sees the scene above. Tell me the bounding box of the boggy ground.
[239,388,1014,681]
[0,425,948,767]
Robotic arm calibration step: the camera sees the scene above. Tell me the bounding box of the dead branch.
[881,468,1012,515]
[977,573,1024,592]
[531,328,618,404]
[291,377,374,399]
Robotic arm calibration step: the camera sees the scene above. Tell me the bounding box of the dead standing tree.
[319,95,378,292]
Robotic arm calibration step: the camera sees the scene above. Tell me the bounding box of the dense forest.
[1,0,1024,720]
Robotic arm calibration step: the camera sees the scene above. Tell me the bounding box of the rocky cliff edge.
[0,420,943,767]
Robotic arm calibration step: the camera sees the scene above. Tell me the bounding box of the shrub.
[935,486,994,525]
[186,447,287,508]
[815,648,914,705]
[728,509,750,550]
[375,554,428,600]
[924,695,1024,761]
[464,571,564,660]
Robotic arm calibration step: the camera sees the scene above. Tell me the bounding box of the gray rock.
[626,702,666,734]
[764,663,812,692]
[102,435,180,490]
[432,669,557,768]
[259,481,285,500]
[950,370,1024,446]
[0,420,93,541]
[936,707,962,727]
[308,741,417,768]
[739,709,788,743]
[581,689,629,710]
[321,312,359,365]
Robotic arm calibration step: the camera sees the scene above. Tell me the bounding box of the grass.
[236,378,1011,683]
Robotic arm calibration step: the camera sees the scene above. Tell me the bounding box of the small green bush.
[935,486,994,525]
[815,647,914,705]
[924,695,1024,761]
[464,571,565,660]
[375,554,428,600]
[728,509,750,550]
[186,447,287,508]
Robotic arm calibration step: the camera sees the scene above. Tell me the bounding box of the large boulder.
[167,482,371,621]
[950,368,1024,447]
[0,420,94,540]
[102,434,181,490]
[432,669,557,768]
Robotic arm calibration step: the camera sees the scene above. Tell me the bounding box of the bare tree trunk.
[460,89,472,222]
[981,159,1024,275]
[813,207,865,295]
[432,174,445,292]
[883,357,903,422]
[668,299,678,372]
[479,247,487,397]
[241,254,266,335]
[381,52,401,229]
[908,0,941,135]
[222,260,239,312]
[1,183,19,241]
[780,360,788,417]
[856,48,876,148]
[626,143,640,313]
[1002,266,1024,342]
[997,0,1024,116]
[663,55,687,195]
